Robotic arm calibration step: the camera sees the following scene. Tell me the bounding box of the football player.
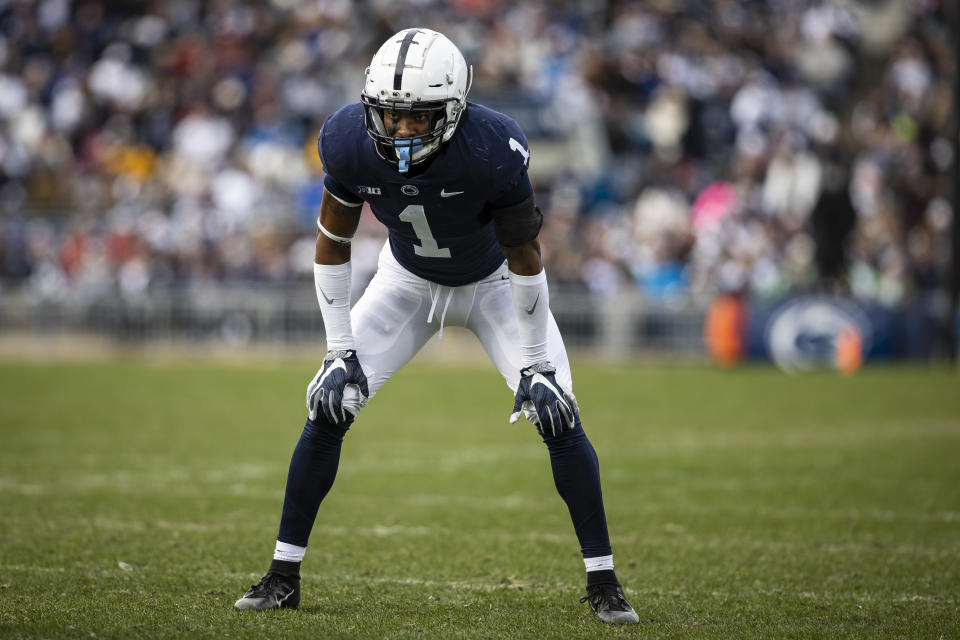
[234,28,639,625]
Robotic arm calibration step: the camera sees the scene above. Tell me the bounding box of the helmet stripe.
[393,29,421,91]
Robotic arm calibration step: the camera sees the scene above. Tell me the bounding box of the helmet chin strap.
[395,138,423,173]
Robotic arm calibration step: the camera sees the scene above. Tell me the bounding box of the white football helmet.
[361,28,472,172]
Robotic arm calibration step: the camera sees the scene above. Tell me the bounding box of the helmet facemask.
[360,29,472,173]
[361,97,454,172]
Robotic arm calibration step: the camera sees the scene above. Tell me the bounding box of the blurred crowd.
[0,0,955,308]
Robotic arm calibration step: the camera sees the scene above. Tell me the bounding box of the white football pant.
[339,243,574,414]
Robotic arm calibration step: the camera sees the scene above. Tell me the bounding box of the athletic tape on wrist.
[317,218,353,245]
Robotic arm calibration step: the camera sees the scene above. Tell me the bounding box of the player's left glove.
[306,349,369,424]
[509,361,579,437]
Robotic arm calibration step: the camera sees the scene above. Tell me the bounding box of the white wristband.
[509,269,549,367]
[314,262,355,350]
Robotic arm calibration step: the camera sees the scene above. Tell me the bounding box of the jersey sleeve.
[486,117,534,209]
[322,172,363,206]
[317,110,364,207]
[488,171,533,209]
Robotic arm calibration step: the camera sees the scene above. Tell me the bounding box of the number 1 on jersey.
[399,205,451,258]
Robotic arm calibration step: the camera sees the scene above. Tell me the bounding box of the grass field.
[0,358,958,639]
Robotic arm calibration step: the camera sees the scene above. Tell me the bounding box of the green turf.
[0,358,958,639]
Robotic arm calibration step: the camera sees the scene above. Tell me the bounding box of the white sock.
[584,554,614,572]
[274,541,306,563]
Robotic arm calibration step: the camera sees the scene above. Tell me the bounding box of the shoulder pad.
[317,103,367,180]
[459,104,531,190]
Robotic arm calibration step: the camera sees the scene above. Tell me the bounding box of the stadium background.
[1,3,959,638]
[0,0,956,366]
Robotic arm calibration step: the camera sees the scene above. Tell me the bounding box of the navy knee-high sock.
[277,416,353,547]
[542,418,612,558]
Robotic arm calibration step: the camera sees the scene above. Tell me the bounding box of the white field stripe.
[6,565,954,606]
[0,447,543,496]
[0,567,581,595]
[401,493,548,510]
[2,565,67,573]
[338,447,543,475]
[617,533,960,558]
[338,574,570,593]
[4,471,959,528]
[6,516,959,558]
[310,523,571,545]
[0,463,278,493]
[651,502,960,524]
[614,419,960,454]
[3,469,960,528]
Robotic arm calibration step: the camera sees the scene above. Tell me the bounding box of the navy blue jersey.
[317,102,533,286]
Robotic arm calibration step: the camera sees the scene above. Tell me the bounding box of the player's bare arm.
[500,238,542,276]
[315,190,362,265]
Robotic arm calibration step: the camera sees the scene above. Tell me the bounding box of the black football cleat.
[580,583,640,624]
[234,572,300,611]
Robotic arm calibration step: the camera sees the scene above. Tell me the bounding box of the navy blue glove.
[306,349,369,424]
[509,362,579,437]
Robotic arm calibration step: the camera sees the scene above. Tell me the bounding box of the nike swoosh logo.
[318,287,334,304]
[276,588,295,606]
[530,373,570,411]
[525,294,540,315]
[440,189,464,198]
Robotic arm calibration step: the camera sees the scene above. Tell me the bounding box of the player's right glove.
[306,349,369,424]
[509,361,579,437]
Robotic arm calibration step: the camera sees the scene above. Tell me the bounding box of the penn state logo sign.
[765,295,872,374]
[401,185,419,196]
